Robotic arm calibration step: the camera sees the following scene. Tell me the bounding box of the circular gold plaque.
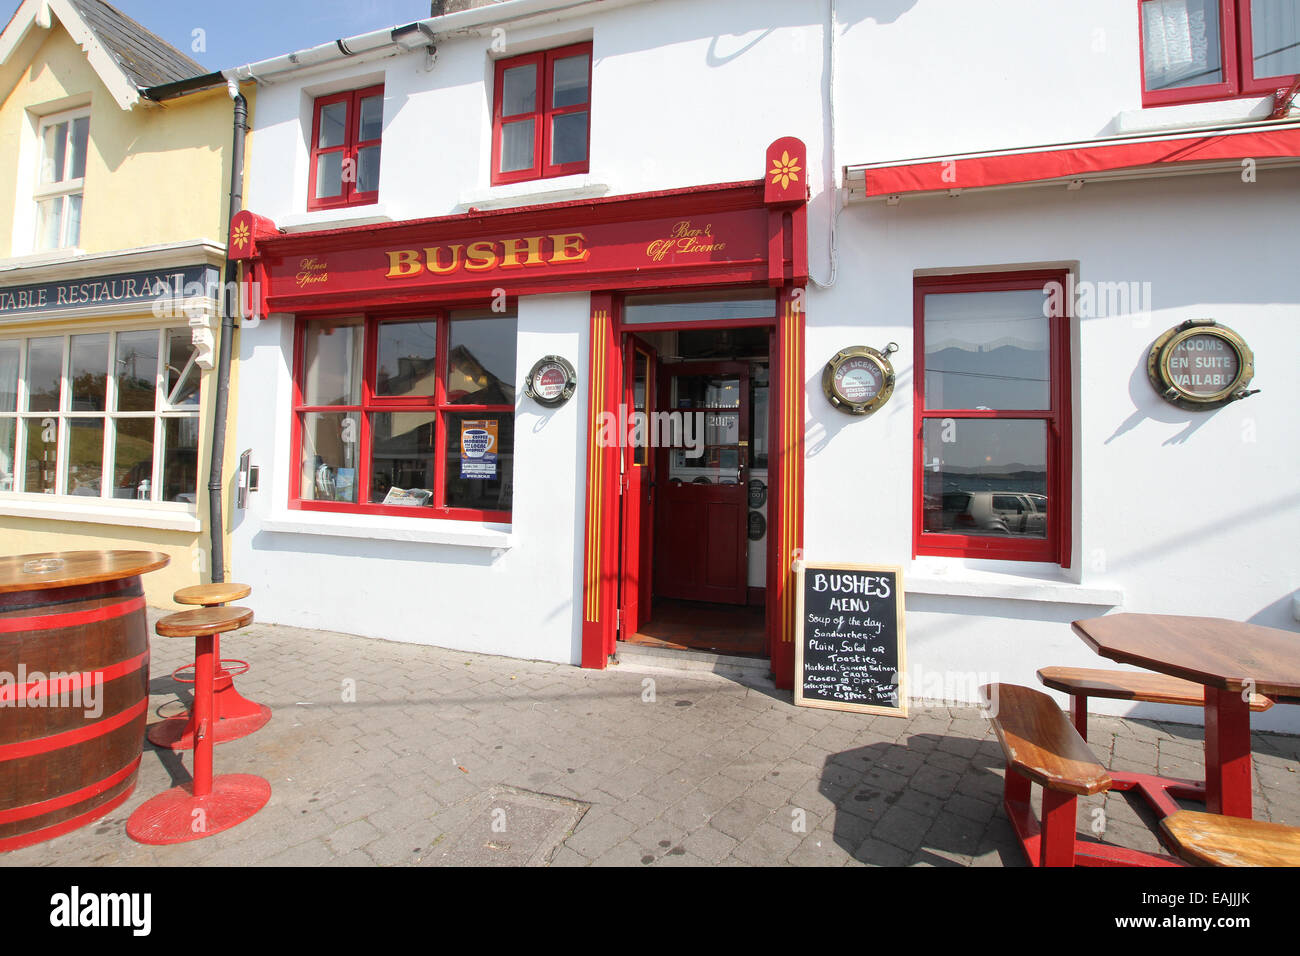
[822,345,897,416]
[1147,321,1255,410]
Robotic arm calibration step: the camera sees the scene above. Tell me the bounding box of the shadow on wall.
[1106,346,1218,446]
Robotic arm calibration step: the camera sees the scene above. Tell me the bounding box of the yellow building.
[0,0,250,603]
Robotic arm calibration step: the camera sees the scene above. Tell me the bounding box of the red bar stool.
[127,606,271,844]
[147,582,271,749]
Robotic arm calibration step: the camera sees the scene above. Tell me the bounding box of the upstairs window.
[308,84,384,210]
[492,42,592,185]
[1140,0,1300,106]
[34,110,89,250]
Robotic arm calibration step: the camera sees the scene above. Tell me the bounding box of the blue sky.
[108,0,433,71]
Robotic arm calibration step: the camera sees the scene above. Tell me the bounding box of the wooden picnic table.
[1072,613,1300,819]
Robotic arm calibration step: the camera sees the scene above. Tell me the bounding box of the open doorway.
[617,324,772,659]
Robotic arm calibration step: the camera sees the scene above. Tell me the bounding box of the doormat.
[424,785,589,867]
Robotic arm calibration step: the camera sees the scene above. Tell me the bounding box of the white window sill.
[0,497,201,532]
[906,558,1123,607]
[260,510,512,549]
[278,204,393,233]
[457,176,610,211]
[1113,95,1275,135]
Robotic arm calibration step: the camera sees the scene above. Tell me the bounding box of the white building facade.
[226,0,1300,732]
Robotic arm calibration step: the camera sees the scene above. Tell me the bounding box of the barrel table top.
[0,551,170,594]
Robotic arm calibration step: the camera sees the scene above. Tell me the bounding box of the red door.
[653,362,749,605]
[619,337,658,636]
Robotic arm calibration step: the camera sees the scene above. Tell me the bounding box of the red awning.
[852,124,1300,198]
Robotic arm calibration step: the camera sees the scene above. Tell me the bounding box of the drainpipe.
[208,80,247,584]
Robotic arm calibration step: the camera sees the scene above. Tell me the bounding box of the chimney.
[431,0,500,16]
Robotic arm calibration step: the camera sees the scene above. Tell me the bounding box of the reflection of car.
[932,491,1046,536]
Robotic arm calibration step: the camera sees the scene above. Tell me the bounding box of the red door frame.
[619,335,659,637]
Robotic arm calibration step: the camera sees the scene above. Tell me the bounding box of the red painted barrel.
[0,551,168,852]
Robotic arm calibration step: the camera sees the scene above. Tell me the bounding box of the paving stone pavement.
[4,615,1297,867]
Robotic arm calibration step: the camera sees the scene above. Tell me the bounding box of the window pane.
[445,412,513,512]
[358,94,383,141]
[922,419,1047,538]
[65,194,82,247]
[66,418,103,496]
[924,289,1051,410]
[35,197,63,251]
[70,333,108,411]
[163,416,200,503]
[115,330,158,411]
[448,312,516,405]
[1142,0,1224,90]
[0,419,15,491]
[1252,0,1300,78]
[25,337,62,412]
[165,330,201,406]
[369,411,436,506]
[551,110,588,165]
[0,342,19,412]
[302,318,363,406]
[300,411,360,503]
[69,116,89,179]
[315,151,344,199]
[356,145,380,193]
[24,417,59,493]
[113,418,154,499]
[502,64,537,116]
[41,121,68,184]
[623,288,777,324]
[552,54,590,107]
[500,119,535,173]
[376,321,438,397]
[318,100,347,148]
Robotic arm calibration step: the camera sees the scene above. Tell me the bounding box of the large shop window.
[0,329,201,504]
[491,43,592,186]
[1140,0,1300,106]
[292,310,516,521]
[914,272,1072,566]
[308,84,384,211]
[34,109,89,251]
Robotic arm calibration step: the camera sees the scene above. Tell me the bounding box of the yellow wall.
[0,18,254,605]
[0,22,236,257]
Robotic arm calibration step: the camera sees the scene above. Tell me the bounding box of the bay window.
[34,110,89,250]
[1140,0,1300,106]
[292,309,517,521]
[492,43,592,185]
[0,329,200,504]
[914,272,1072,566]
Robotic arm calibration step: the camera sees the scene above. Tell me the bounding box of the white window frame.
[0,327,201,511]
[32,107,90,252]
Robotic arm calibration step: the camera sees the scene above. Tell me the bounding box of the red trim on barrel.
[0,650,148,705]
[0,596,145,634]
[0,699,146,761]
[0,757,140,825]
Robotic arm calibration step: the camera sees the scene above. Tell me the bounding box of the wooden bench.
[1161,810,1300,867]
[1037,666,1273,741]
[982,683,1181,867]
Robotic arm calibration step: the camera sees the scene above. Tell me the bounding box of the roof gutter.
[222,0,653,85]
[141,70,230,102]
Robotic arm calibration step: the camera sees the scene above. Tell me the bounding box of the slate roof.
[68,0,207,88]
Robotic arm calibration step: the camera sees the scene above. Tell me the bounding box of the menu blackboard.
[794,562,907,717]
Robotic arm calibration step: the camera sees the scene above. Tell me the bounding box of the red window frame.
[1139,1,1299,106]
[491,42,592,186]
[290,309,515,523]
[307,84,384,211]
[912,271,1072,566]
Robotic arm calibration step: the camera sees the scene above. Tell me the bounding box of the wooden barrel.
[0,551,168,852]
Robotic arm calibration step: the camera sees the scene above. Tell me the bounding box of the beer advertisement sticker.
[459,420,499,479]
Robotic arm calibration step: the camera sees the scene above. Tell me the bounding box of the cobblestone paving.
[4,617,1297,867]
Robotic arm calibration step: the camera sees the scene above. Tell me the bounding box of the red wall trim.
[861,127,1300,197]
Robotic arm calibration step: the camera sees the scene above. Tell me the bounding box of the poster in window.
[459,419,499,480]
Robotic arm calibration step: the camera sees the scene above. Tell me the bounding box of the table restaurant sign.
[794,562,907,717]
[0,265,219,319]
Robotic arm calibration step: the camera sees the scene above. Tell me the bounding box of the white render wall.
[231,293,590,665]
[232,0,1300,729]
